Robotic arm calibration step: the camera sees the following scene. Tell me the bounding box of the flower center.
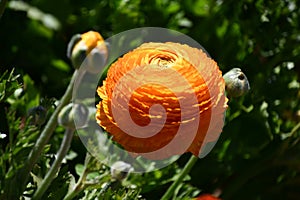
[149,55,176,69]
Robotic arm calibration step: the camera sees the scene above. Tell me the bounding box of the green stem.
[161,155,198,200]
[19,70,78,196]
[32,128,75,200]
[63,154,91,200]
[0,0,7,19]
[63,183,86,200]
[289,121,300,137]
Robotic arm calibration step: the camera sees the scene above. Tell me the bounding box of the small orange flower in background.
[96,42,227,160]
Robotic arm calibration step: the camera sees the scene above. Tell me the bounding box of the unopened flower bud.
[110,161,133,181]
[28,105,47,126]
[67,31,108,73]
[58,103,89,129]
[223,68,250,98]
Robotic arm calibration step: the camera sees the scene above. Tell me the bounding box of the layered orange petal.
[96,42,227,160]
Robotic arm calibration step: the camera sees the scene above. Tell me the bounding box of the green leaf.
[75,164,84,176]
[23,74,40,110]
[51,59,71,72]
[31,172,43,187]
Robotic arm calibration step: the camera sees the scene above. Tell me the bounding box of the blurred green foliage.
[0,0,299,199]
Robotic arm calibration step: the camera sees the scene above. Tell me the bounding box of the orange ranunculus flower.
[96,42,228,160]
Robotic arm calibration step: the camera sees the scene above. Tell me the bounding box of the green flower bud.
[58,103,89,129]
[67,31,108,73]
[67,34,84,70]
[223,68,250,98]
[110,161,133,181]
[27,105,47,126]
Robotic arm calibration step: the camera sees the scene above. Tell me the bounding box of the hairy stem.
[161,155,198,200]
[18,70,78,198]
[63,154,91,200]
[32,128,75,199]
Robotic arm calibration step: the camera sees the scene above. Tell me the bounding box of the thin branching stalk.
[18,70,78,197]
[32,128,75,199]
[63,154,91,200]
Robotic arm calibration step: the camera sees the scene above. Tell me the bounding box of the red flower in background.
[194,193,221,200]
